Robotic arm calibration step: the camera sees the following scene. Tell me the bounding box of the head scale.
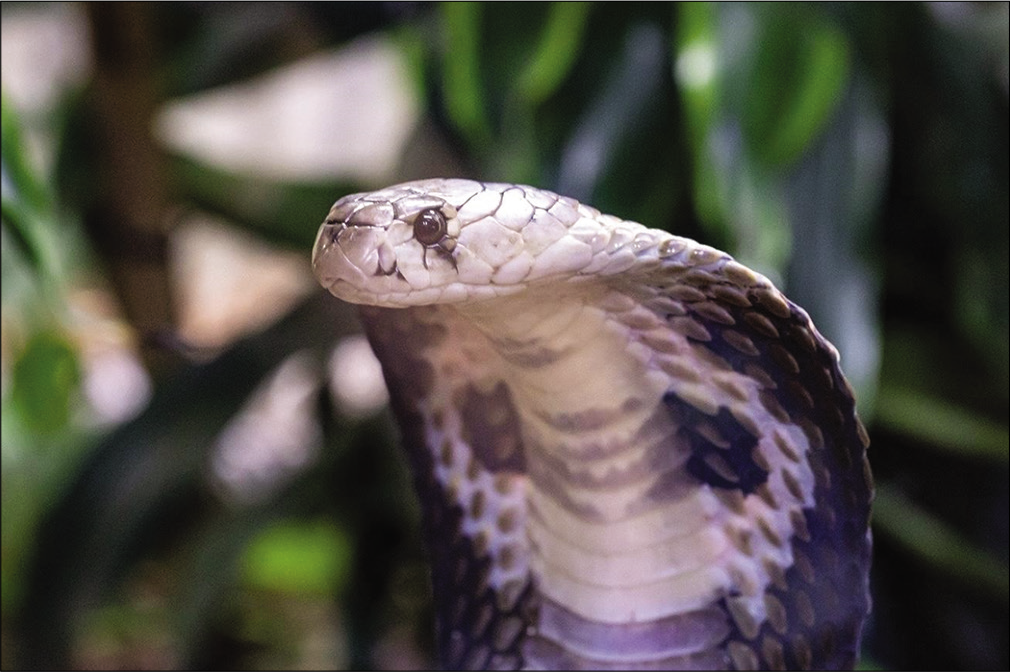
[312,178,608,307]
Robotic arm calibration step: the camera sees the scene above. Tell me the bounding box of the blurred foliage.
[1,2,1007,670]
[8,329,81,433]
[242,519,353,596]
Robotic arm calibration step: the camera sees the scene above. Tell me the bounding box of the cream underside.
[417,287,817,665]
[457,289,818,628]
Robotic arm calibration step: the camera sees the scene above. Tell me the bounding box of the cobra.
[312,178,872,670]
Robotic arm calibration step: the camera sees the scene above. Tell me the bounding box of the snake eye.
[413,208,448,246]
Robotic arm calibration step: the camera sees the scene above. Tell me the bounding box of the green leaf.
[10,330,81,434]
[740,8,851,166]
[1,91,53,274]
[674,2,722,229]
[515,2,591,106]
[1,90,51,214]
[242,520,353,596]
[440,2,491,145]
[873,484,1009,600]
[169,153,358,250]
[1,197,44,270]
[674,2,718,145]
[875,386,1009,461]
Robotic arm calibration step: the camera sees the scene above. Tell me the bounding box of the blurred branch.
[82,2,175,372]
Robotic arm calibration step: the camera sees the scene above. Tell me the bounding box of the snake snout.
[312,223,383,291]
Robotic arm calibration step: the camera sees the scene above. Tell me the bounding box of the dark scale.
[670,282,872,670]
[665,394,769,495]
[360,306,535,670]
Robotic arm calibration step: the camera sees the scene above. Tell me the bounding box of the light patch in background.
[81,345,151,426]
[170,214,316,349]
[328,335,388,419]
[63,287,153,426]
[156,35,420,182]
[0,4,90,172]
[0,4,90,112]
[930,1,1009,95]
[212,352,322,505]
[675,42,717,90]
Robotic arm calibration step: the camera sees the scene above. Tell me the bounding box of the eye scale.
[312,178,872,671]
[414,208,449,246]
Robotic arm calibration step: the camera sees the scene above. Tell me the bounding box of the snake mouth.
[313,216,505,308]
[312,222,448,307]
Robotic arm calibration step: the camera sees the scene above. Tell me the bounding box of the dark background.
[2,3,1007,669]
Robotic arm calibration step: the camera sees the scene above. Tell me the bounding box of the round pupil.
[414,209,446,246]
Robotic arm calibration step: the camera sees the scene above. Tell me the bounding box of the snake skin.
[312,179,873,670]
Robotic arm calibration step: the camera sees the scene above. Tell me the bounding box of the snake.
[312,178,873,670]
